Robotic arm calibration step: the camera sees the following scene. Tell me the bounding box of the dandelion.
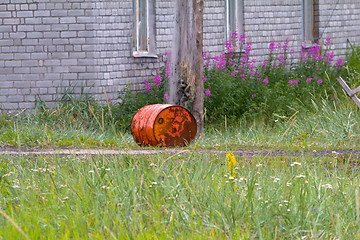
[263,78,269,85]
[317,79,323,84]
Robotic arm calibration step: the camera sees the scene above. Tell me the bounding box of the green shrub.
[204,36,347,123]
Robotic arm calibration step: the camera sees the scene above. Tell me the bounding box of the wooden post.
[193,0,204,135]
[337,77,360,109]
[170,0,204,136]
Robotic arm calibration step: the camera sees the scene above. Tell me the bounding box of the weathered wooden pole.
[170,0,204,135]
[193,0,204,135]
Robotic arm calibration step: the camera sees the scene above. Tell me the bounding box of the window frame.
[302,0,315,45]
[132,0,157,58]
[224,0,244,50]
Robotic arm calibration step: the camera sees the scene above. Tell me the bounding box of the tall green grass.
[0,153,359,239]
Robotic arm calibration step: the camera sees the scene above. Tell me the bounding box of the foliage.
[204,35,348,123]
[115,55,170,129]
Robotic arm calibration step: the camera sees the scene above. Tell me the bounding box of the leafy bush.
[204,35,347,123]
[115,56,170,129]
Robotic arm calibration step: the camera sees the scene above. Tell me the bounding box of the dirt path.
[1,146,360,159]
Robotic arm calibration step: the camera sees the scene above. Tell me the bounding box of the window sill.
[133,52,158,58]
[302,41,318,49]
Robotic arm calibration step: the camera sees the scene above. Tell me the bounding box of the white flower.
[296,175,306,178]
[256,163,263,167]
[229,176,234,180]
[151,182,158,185]
[150,163,157,167]
[89,170,94,173]
[105,168,110,171]
[290,162,301,167]
[322,184,333,189]
[273,178,280,183]
[286,182,292,187]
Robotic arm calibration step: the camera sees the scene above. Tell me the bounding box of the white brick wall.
[0,0,360,110]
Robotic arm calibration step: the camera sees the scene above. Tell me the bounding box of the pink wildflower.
[205,90,211,98]
[239,34,246,44]
[288,80,293,85]
[154,74,161,86]
[306,78,312,82]
[293,79,298,85]
[317,79,323,84]
[203,77,207,82]
[269,41,275,51]
[283,41,289,50]
[252,94,256,98]
[231,70,237,76]
[325,37,331,46]
[144,80,151,91]
[336,58,344,67]
[231,32,238,39]
[263,78,269,85]
[163,93,169,101]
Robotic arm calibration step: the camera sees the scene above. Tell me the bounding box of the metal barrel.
[131,104,197,147]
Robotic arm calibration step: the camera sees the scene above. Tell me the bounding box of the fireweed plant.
[117,34,348,127]
[204,34,347,123]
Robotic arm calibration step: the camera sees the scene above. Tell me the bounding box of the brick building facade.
[0,0,359,110]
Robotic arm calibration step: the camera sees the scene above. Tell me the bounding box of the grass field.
[1,152,360,239]
[2,95,360,238]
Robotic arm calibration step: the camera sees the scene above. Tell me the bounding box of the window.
[224,0,244,47]
[133,0,156,57]
[302,0,318,44]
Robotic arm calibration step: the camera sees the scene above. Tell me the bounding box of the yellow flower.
[226,151,237,175]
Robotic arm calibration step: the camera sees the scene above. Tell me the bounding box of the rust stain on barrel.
[131,104,197,147]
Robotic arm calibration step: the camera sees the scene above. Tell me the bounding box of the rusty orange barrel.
[131,104,197,147]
